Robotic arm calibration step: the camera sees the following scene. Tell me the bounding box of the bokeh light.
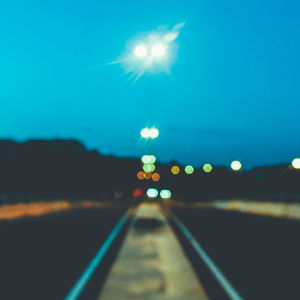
[140,127,159,139]
[140,128,150,138]
[134,45,148,57]
[147,188,159,198]
[231,160,242,171]
[292,158,300,169]
[203,163,213,173]
[133,188,143,197]
[137,171,145,180]
[149,128,159,138]
[152,173,160,181]
[143,163,155,173]
[151,44,165,57]
[171,166,180,175]
[160,189,172,199]
[142,155,156,164]
[185,165,194,174]
[145,172,152,179]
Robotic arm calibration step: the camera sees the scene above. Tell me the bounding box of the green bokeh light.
[143,163,155,173]
[185,165,194,174]
[203,163,213,173]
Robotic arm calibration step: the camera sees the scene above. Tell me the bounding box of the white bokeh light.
[134,45,148,57]
[292,158,300,169]
[149,128,159,138]
[151,44,165,57]
[231,160,242,171]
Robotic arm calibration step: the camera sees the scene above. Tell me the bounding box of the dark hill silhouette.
[0,139,299,203]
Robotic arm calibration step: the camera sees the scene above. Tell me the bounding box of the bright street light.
[151,44,166,57]
[134,45,148,57]
[140,127,159,139]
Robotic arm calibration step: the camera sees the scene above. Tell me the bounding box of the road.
[172,206,300,299]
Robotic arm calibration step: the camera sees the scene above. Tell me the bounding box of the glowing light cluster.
[171,165,180,175]
[146,188,172,199]
[185,165,194,175]
[134,44,166,58]
[203,163,213,173]
[292,158,300,169]
[231,160,242,171]
[140,127,159,139]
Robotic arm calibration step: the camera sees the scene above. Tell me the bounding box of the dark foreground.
[0,203,129,300]
[172,206,300,300]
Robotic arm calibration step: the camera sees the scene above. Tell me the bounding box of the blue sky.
[0,0,299,169]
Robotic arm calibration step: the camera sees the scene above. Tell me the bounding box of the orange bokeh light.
[145,172,152,179]
[137,171,146,180]
[152,173,160,181]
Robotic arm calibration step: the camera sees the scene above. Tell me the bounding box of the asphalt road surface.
[172,207,300,300]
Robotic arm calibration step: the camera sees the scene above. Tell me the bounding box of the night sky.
[1,0,299,169]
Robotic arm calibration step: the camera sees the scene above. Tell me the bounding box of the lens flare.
[231,160,242,171]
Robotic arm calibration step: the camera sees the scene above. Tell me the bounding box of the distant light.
[141,128,150,138]
[292,158,300,169]
[160,189,172,199]
[171,166,180,175]
[148,155,156,163]
[142,155,156,164]
[141,155,151,164]
[145,172,152,179]
[137,171,145,180]
[134,45,148,57]
[203,163,213,173]
[231,160,242,171]
[151,44,165,57]
[140,127,159,139]
[147,188,159,198]
[133,188,143,197]
[152,173,160,182]
[149,128,159,138]
[185,165,194,174]
[143,163,155,173]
